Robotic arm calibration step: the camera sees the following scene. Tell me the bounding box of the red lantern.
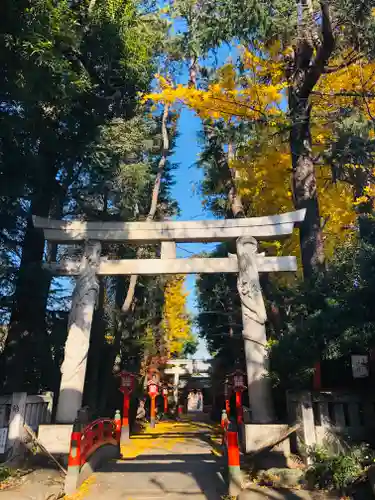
[162,387,168,397]
[118,370,137,394]
[234,374,243,390]
[148,380,159,397]
[229,369,246,425]
[148,379,160,428]
[230,369,246,391]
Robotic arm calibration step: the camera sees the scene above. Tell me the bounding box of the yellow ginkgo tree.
[146,21,375,277]
[162,275,195,358]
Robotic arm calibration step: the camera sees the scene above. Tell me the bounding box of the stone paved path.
[66,418,333,500]
[70,420,227,500]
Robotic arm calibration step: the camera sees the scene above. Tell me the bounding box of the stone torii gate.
[34,209,305,425]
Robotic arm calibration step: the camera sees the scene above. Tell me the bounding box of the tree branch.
[323,53,362,74]
[311,91,375,98]
[121,103,170,314]
[299,1,335,99]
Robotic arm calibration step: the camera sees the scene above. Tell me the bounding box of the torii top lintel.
[33,209,305,244]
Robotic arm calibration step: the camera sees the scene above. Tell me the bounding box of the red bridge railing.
[80,417,119,464]
[65,411,121,495]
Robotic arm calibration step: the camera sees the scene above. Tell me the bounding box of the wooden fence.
[287,390,375,456]
[0,392,53,456]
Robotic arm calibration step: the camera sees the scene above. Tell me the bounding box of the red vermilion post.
[148,378,159,428]
[224,378,231,418]
[225,398,230,415]
[114,410,121,445]
[227,422,243,497]
[313,361,321,390]
[64,418,82,495]
[117,371,137,444]
[162,387,168,415]
[123,391,130,427]
[229,369,246,428]
[150,396,156,428]
[119,388,131,443]
[235,390,243,425]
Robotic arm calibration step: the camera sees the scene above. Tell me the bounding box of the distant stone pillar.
[173,371,180,405]
[56,241,101,423]
[236,236,274,423]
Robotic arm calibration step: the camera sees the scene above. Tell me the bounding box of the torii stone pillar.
[56,241,101,423]
[236,236,274,424]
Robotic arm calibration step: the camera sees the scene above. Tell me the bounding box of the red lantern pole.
[230,369,246,428]
[163,388,168,414]
[235,390,243,425]
[224,379,231,416]
[117,371,137,444]
[150,395,156,428]
[148,379,159,429]
[122,390,130,435]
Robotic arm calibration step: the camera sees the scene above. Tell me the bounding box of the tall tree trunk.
[227,141,245,218]
[289,96,325,278]
[287,0,334,279]
[0,171,57,392]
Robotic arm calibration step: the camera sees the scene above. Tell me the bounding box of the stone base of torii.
[34,210,305,455]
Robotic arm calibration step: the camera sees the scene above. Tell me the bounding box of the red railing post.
[121,390,131,443]
[114,410,121,445]
[64,418,82,495]
[226,421,243,498]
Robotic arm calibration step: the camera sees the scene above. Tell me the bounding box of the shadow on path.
[98,451,226,500]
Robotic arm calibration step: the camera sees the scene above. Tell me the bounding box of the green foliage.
[269,224,375,389]
[306,443,372,491]
[166,0,270,57]
[182,337,199,357]
[0,467,12,482]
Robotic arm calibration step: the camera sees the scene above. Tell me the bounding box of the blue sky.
[167,44,237,359]
[169,108,216,359]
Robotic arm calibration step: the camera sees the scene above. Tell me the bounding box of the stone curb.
[65,443,119,495]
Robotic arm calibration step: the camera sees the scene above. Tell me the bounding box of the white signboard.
[0,428,8,454]
[351,355,369,379]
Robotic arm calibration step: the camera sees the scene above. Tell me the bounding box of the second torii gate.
[34,209,305,425]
